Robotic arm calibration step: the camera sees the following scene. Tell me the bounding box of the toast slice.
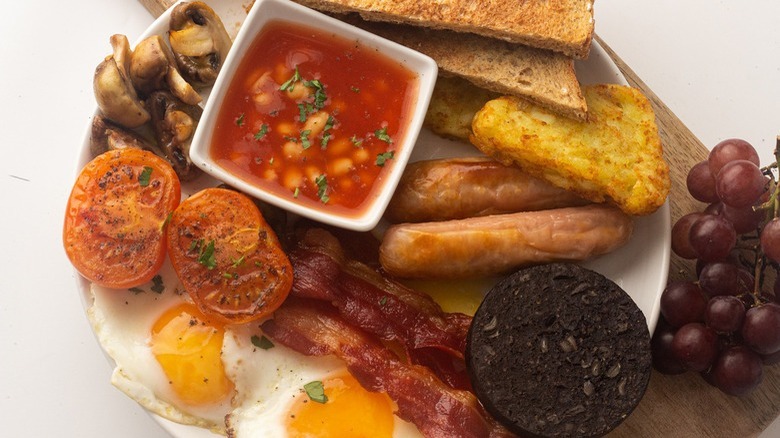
[470,84,670,216]
[295,0,595,58]
[342,16,587,120]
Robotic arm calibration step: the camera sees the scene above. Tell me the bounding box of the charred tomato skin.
[63,148,181,289]
[166,187,292,324]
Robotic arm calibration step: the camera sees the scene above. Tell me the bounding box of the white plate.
[75,1,670,436]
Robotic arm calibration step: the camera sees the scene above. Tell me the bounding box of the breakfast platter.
[66,0,780,436]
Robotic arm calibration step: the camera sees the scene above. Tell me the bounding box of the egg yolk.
[402,277,492,316]
[151,302,234,406]
[286,373,395,438]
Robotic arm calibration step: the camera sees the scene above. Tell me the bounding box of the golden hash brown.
[470,84,670,216]
[424,76,499,141]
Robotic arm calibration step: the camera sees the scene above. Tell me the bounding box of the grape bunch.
[652,138,780,396]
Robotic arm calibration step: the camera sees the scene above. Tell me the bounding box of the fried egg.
[87,262,234,434]
[222,323,423,438]
[89,261,425,437]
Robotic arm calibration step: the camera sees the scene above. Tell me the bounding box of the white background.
[1,1,778,437]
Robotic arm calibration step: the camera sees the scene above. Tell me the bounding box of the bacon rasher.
[287,228,472,388]
[261,298,513,438]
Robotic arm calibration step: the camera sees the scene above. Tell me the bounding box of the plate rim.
[72,1,671,436]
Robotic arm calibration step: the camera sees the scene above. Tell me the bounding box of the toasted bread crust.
[344,17,587,120]
[295,0,595,58]
[470,85,670,216]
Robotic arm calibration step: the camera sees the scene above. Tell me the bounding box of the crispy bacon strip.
[288,228,472,388]
[261,298,513,438]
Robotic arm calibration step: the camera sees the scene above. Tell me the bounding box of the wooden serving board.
[139,1,780,435]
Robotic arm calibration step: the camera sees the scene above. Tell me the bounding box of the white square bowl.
[189,0,438,231]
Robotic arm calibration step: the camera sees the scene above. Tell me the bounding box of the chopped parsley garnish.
[350,86,360,93]
[375,151,395,167]
[150,275,165,294]
[350,135,363,147]
[300,129,312,149]
[303,380,328,404]
[305,79,327,109]
[197,239,217,270]
[305,79,324,90]
[235,113,245,126]
[279,67,301,91]
[321,115,335,149]
[374,127,393,144]
[160,212,173,230]
[138,166,153,187]
[231,255,245,268]
[315,174,330,204]
[293,187,300,198]
[251,335,275,350]
[379,296,388,306]
[298,103,308,123]
[254,124,268,140]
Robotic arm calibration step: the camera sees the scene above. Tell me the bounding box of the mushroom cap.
[168,1,232,88]
[130,35,202,105]
[93,35,150,128]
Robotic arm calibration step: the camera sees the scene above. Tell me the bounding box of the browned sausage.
[384,157,589,223]
[379,204,633,279]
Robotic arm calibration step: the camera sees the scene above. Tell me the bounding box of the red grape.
[722,204,765,234]
[708,138,760,176]
[671,322,719,372]
[741,303,780,355]
[660,281,707,327]
[760,217,780,262]
[715,160,766,208]
[651,319,687,375]
[710,346,763,396]
[656,134,777,398]
[689,214,736,261]
[698,262,740,297]
[687,160,719,203]
[671,212,703,259]
[705,295,746,333]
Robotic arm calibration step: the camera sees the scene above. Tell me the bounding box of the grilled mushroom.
[130,35,201,105]
[90,115,158,157]
[147,91,203,181]
[168,1,232,88]
[93,34,150,128]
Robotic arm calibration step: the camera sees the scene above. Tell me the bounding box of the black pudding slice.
[466,263,652,438]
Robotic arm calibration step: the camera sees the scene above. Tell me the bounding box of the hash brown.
[470,84,670,216]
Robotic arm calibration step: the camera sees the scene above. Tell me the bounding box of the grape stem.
[750,136,780,297]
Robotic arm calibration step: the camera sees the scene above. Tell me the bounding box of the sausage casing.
[384,157,588,223]
[379,204,633,279]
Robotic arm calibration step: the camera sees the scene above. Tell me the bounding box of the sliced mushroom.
[147,91,203,181]
[130,35,202,105]
[93,34,150,128]
[168,2,232,88]
[90,115,158,156]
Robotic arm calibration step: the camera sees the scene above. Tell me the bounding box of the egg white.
[222,323,423,438]
[89,261,424,437]
[87,261,231,434]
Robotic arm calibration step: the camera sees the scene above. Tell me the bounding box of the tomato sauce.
[210,20,419,218]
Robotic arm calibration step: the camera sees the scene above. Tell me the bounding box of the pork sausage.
[379,204,633,279]
[384,157,589,223]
